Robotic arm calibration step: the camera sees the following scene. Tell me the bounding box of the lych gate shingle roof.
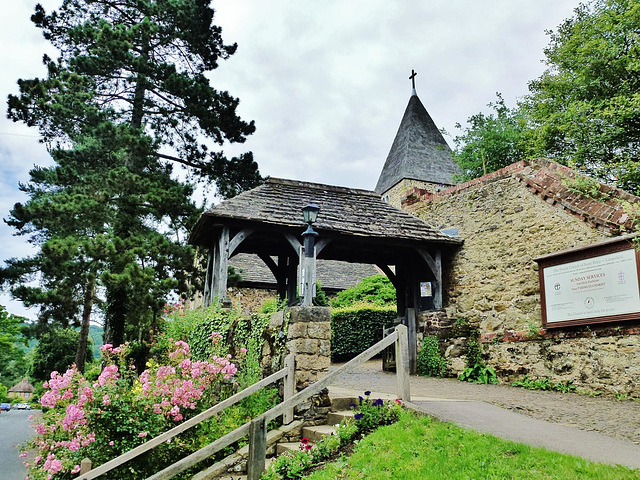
[190,177,461,247]
[375,92,460,194]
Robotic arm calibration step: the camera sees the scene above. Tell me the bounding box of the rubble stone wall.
[408,173,640,396]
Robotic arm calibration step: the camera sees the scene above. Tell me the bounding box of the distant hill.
[19,324,104,361]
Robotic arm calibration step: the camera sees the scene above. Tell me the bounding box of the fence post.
[80,457,92,474]
[395,325,411,402]
[247,416,267,480]
[283,353,295,424]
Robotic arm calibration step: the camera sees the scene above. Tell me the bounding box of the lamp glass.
[302,203,320,224]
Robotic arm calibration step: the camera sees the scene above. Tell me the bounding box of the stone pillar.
[286,306,331,425]
[286,306,331,390]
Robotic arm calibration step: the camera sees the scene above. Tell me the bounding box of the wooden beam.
[376,264,397,287]
[284,233,302,255]
[215,227,230,300]
[434,250,442,309]
[286,255,298,304]
[416,248,438,276]
[228,228,254,257]
[315,238,332,256]
[417,248,443,310]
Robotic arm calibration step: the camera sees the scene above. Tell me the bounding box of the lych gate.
[190,177,461,313]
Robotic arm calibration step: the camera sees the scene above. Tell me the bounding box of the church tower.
[375,71,460,207]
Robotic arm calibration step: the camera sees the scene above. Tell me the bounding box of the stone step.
[327,410,354,426]
[328,395,358,412]
[302,424,337,443]
[276,442,305,455]
[193,420,303,480]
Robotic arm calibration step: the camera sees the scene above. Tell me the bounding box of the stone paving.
[329,360,640,446]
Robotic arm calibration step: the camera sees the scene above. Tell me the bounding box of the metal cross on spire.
[409,69,417,90]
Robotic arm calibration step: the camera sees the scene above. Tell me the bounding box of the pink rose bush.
[25,337,238,480]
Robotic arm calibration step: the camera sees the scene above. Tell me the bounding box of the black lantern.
[302,203,320,225]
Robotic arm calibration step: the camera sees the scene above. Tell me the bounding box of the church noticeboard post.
[535,237,640,328]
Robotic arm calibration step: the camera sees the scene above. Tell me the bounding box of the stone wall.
[406,164,640,396]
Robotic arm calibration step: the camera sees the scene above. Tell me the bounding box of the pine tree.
[2,0,262,359]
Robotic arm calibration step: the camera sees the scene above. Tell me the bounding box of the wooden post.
[247,416,267,480]
[215,226,230,301]
[395,324,411,402]
[80,457,92,474]
[407,308,417,375]
[283,353,295,424]
[434,250,443,310]
[286,254,298,305]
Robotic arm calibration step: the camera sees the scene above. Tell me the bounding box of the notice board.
[535,237,640,328]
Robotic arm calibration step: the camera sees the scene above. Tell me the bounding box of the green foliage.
[453,94,531,180]
[2,0,263,349]
[30,328,93,382]
[459,363,498,384]
[464,336,483,368]
[524,0,640,193]
[331,275,396,308]
[305,412,639,480]
[0,384,8,402]
[417,336,447,377]
[313,282,329,307]
[0,306,29,387]
[562,174,611,201]
[262,393,401,480]
[458,335,497,384]
[351,392,402,434]
[512,375,576,393]
[330,304,397,362]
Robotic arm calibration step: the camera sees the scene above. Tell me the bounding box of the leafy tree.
[331,275,396,308]
[0,306,29,387]
[29,328,92,382]
[525,0,640,192]
[3,0,262,352]
[453,94,531,181]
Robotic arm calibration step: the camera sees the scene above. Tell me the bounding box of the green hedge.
[331,303,397,362]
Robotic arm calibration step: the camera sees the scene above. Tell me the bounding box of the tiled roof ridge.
[402,158,640,234]
[267,177,381,198]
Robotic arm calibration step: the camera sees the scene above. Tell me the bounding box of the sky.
[0,0,582,320]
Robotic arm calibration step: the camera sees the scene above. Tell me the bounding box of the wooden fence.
[77,324,410,480]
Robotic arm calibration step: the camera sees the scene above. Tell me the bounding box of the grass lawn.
[305,412,639,479]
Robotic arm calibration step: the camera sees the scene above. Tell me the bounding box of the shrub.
[417,336,447,377]
[330,275,396,308]
[458,335,498,384]
[23,339,241,479]
[330,304,396,362]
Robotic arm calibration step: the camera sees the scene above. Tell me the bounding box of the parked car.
[0,403,11,411]
[14,403,31,410]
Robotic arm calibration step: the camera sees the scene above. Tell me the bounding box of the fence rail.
[77,324,410,480]
[77,354,295,480]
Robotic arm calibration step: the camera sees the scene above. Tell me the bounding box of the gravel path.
[330,361,640,446]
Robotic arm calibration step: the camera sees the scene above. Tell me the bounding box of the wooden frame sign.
[536,237,640,328]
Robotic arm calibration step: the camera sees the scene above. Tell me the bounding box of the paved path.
[329,361,640,470]
[0,409,40,480]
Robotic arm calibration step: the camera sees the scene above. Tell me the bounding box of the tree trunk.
[75,274,95,373]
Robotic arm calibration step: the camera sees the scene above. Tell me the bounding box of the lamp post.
[301,203,320,306]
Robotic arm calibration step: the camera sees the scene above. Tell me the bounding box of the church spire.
[374,78,460,197]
